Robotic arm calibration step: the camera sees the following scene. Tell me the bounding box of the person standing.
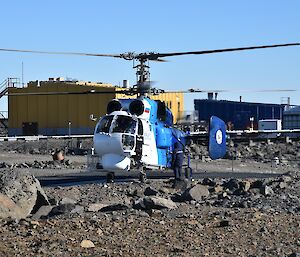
[172,141,184,181]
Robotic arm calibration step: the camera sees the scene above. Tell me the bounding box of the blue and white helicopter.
[1,43,299,171]
[93,97,226,171]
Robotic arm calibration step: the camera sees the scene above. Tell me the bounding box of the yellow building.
[8,78,184,136]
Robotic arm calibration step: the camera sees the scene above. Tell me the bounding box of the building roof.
[284,106,300,115]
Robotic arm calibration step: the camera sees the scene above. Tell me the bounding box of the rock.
[100,203,130,212]
[219,220,230,227]
[0,193,24,219]
[173,179,191,190]
[59,197,77,205]
[278,182,287,189]
[223,179,239,191]
[49,203,76,216]
[64,159,72,166]
[31,205,54,219]
[251,180,264,189]
[52,150,64,161]
[80,239,95,248]
[170,192,183,202]
[260,185,274,196]
[181,184,210,202]
[144,186,159,196]
[289,253,300,257]
[240,181,251,192]
[87,203,108,212]
[213,185,224,193]
[281,175,292,183]
[0,171,49,220]
[201,178,216,186]
[134,196,177,210]
[29,148,40,154]
[126,189,143,197]
[159,187,170,194]
[70,205,84,214]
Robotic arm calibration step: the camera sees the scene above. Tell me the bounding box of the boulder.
[59,197,77,205]
[87,203,108,212]
[173,179,191,190]
[0,171,49,220]
[32,205,54,220]
[144,186,159,196]
[80,240,95,248]
[49,203,76,216]
[100,203,130,212]
[181,184,210,202]
[0,193,24,219]
[134,196,177,210]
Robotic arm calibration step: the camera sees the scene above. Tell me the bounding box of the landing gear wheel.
[106,172,115,183]
[139,172,146,183]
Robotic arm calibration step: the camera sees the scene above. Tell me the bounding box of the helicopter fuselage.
[93,97,185,170]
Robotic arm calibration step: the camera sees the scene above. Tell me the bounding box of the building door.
[22,122,38,136]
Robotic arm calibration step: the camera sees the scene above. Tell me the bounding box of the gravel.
[0,139,299,256]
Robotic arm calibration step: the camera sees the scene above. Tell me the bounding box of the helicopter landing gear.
[139,171,146,183]
[138,165,147,183]
[106,172,115,183]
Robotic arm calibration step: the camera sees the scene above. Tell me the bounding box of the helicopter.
[1,43,299,171]
[93,97,226,171]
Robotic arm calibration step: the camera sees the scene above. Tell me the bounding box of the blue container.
[194,99,284,130]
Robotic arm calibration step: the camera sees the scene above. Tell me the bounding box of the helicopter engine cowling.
[107,100,122,114]
[129,100,144,116]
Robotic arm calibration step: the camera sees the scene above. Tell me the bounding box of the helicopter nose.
[102,153,131,170]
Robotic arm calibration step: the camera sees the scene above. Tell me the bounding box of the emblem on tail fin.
[209,116,226,160]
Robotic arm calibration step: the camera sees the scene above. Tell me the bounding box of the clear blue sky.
[0,0,299,112]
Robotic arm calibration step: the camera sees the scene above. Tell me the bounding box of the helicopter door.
[135,119,144,162]
[208,116,226,160]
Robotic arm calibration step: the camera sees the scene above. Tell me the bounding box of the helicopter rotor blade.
[151,58,168,62]
[6,90,130,96]
[152,43,300,59]
[1,43,299,61]
[164,88,297,94]
[0,48,123,58]
[6,87,297,97]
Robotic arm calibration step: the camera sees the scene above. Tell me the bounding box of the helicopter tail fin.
[208,116,226,160]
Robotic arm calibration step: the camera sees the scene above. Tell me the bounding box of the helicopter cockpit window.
[96,116,113,133]
[111,115,137,134]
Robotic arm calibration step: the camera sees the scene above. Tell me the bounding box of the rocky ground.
[0,139,299,256]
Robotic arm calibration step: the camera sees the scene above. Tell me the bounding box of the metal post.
[22,62,24,87]
[68,121,71,137]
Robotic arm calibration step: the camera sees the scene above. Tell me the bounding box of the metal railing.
[0,111,8,119]
[0,78,21,97]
